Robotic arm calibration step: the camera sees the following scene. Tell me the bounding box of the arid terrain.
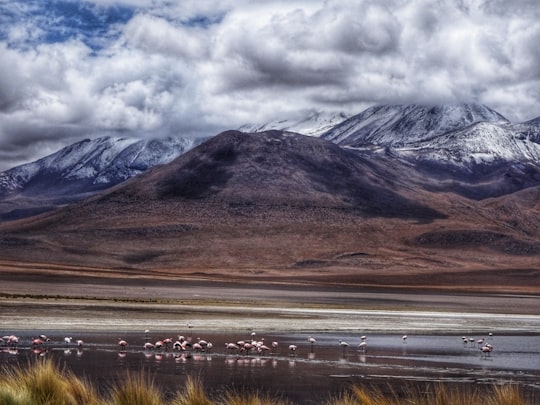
[1,131,539,332]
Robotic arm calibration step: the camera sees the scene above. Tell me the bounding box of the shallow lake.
[1,331,539,404]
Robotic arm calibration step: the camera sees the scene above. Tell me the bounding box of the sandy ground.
[1,277,539,334]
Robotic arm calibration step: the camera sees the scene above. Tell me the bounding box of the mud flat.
[1,277,539,334]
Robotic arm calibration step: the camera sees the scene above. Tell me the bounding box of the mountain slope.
[321,104,540,199]
[1,130,538,292]
[0,135,198,220]
[106,130,444,220]
[321,103,509,146]
[239,111,350,136]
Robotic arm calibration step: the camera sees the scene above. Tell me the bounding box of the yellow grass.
[0,358,98,405]
[0,360,534,405]
[106,370,165,405]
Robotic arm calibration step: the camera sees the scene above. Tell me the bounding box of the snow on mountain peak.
[0,135,196,198]
[321,103,510,147]
[239,111,350,137]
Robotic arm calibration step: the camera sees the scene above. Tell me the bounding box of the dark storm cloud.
[1,0,540,170]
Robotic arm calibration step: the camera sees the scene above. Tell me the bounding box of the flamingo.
[197,338,208,349]
[31,338,44,346]
[358,341,367,353]
[402,335,408,343]
[192,342,203,352]
[76,339,84,348]
[225,342,239,353]
[257,344,271,355]
[144,342,155,350]
[288,344,298,355]
[339,340,349,356]
[173,341,184,351]
[480,343,493,356]
[163,338,173,350]
[8,335,19,347]
[308,336,316,352]
[64,337,72,347]
[145,329,150,343]
[271,341,279,353]
[118,338,128,350]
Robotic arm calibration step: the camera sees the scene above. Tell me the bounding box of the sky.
[1,0,540,171]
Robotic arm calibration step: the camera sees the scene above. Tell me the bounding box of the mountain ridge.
[2,102,540,221]
[0,135,201,220]
[1,129,539,293]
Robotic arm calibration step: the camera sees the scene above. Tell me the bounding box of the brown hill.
[1,131,539,293]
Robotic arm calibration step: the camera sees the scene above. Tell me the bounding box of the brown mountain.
[1,130,538,292]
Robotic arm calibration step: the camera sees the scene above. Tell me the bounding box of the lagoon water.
[1,331,539,404]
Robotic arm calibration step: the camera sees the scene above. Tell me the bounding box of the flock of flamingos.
[1,330,495,358]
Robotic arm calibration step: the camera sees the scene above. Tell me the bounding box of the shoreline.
[1,273,539,334]
[2,281,539,335]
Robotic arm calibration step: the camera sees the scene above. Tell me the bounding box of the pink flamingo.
[118,338,128,350]
[358,341,367,353]
[480,343,493,356]
[257,344,271,355]
[339,340,349,356]
[308,336,316,352]
[9,335,19,347]
[31,338,44,346]
[144,342,155,350]
[192,342,203,352]
[162,338,173,350]
[288,344,297,355]
[225,342,239,353]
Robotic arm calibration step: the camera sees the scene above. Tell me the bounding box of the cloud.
[1,0,540,170]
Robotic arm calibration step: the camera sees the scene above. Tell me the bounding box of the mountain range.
[1,103,539,291]
[3,103,540,222]
[0,136,204,220]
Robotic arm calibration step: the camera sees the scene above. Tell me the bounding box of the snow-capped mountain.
[3,102,540,220]
[395,121,540,167]
[239,111,350,136]
[321,104,509,147]
[319,103,540,199]
[0,135,201,220]
[320,103,540,168]
[0,136,197,198]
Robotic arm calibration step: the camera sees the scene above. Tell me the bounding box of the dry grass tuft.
[0,358,98,405]
[0,361,534,405]
[221,388,291,405]
[106,370,165,405]
[171,376,213,405]
[326,383,532,405]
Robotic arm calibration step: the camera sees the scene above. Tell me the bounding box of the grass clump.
[326,383,532,405]
[221,388,291,405]
[107,370,165,405]
[0,358,98,405]
[171,376,213,405]
[0,360,534,405]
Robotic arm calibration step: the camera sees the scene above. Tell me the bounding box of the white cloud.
[1,0,540,170]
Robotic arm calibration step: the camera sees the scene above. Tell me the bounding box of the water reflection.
[1,332,539,402]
